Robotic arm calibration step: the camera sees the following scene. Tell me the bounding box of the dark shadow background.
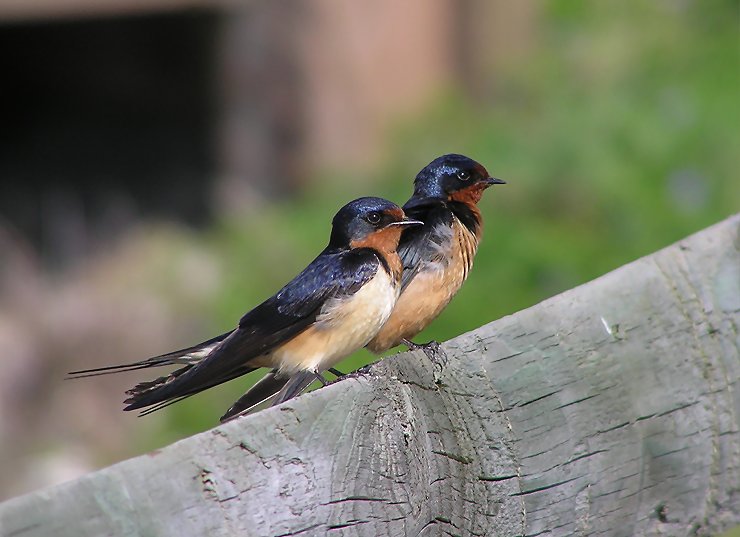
[0,12,216,266]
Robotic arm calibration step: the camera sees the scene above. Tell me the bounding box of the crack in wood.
[563,449,609,466]
[553,393,599,410]
[327,519,370,530]
[511,389,562,409]
[420,515,460,535]
[322,496,390,505]
[510,476,583,497]
[593,421,631,435]
[521,437,572,461]
[478,474,518,482]
[493,351,525,362]
[431,450,473,464]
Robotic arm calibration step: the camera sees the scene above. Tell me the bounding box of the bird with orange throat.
[366,154,505,355]
[69,197,421,421]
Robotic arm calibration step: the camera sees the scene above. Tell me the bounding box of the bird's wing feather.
[124,248,380,412]
[133,363,258,416]
[397,202,452,290]
[219,369,288,422]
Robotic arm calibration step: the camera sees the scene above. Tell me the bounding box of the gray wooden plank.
[1,214,738,537]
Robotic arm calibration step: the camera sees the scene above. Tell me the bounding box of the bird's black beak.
[388,216,423,228]
[484,177,506,186]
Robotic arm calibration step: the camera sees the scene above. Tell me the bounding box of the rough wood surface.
[1,214,738,537]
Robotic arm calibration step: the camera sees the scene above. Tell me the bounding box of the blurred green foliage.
[718,524,740,537]
[150,0,739,444]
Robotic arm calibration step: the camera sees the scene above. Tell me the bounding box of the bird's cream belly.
[271,269,398,374]
[367,269,462,352]
[367,217,479,352]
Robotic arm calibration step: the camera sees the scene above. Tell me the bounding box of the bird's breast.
[366,216,479,352]
[271,267,399,374]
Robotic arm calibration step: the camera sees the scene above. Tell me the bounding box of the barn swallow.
[69,197,422,421]
[366,154,504,354]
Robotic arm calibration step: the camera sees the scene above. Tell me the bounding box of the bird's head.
[406,154,505,209]
[329,197,422,251]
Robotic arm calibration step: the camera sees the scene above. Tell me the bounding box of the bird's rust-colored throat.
[449,182,490,206]
[350,226,404,252]
[350,219,405,280]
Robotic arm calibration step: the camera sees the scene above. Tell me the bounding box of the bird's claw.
[402,338,448,383]
[325,364,373,385]
[334,364,373,381]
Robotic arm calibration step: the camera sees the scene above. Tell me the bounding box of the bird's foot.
[328,363,374,383]
[401,338,448,384]
[322,366,369,386]
[324,367,349,385]
[401,338,447,365]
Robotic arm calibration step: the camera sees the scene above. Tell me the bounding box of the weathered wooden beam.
[1,214,738,537]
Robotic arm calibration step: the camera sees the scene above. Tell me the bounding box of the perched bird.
[69,197,422,421]
[366,154,505,354]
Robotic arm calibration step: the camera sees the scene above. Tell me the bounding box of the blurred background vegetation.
[0,0,737,499]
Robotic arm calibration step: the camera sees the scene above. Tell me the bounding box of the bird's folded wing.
[124,249,379,412]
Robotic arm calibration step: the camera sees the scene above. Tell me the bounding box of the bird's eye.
[366,211,382,225]
[457,170,471,181]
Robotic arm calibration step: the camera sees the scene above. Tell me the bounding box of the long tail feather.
[124,363,257,414]
[137,393,197,416]
[66,331,232,379]
[66,361,174,379]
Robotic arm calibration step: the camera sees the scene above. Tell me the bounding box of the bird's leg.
[313,372,329,386]
[327,363,374,383]
[401,338,439,352]
[401,338,448,382]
